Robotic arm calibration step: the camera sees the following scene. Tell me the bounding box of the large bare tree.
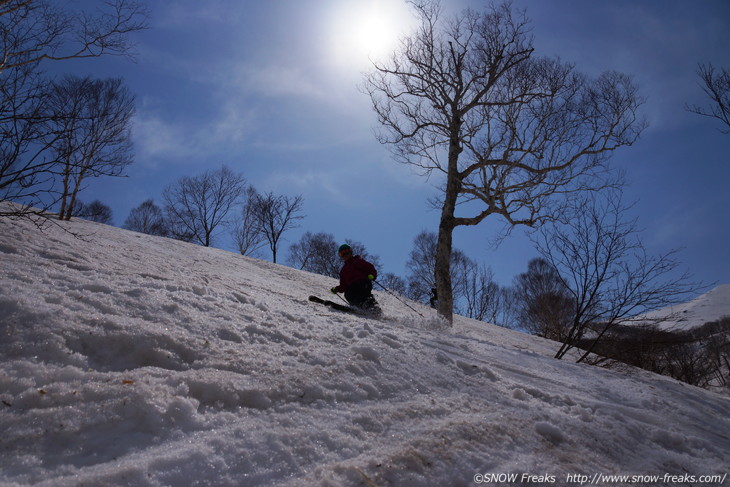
[0,0,147,220]
[46,76,135,220]
[364,1,645,322]
[163,166,246,247]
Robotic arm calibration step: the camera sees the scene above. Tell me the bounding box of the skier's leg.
[344,281,369,307]
[345,281,380,314]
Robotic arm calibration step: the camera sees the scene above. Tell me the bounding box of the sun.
[327,0,415,70]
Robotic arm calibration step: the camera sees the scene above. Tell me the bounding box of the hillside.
[638,284,730,331]
[1,212,729,486]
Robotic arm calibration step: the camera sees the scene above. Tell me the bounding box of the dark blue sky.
[67,0,730,291]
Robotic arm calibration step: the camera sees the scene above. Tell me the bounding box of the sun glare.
[327,0,415,70]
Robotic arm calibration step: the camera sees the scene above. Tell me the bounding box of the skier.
[330,244,381,314]
[429,287,438,308]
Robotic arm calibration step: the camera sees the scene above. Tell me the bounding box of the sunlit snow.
[1,208,728,486]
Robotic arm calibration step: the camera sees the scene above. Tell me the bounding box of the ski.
[308,295,383,318]
[308,295,358,313]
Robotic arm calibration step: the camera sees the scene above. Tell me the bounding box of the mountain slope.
[1,212,728,486]
[638,284,730,331]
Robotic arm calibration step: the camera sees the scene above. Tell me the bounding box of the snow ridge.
[639,284,730,331]
[1,213,728,486]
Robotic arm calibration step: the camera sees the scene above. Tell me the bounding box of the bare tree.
[534,190,701,362]
[287,231,340,277]
[287,232,382,278]
[249,190,304,263]
[406,230,443,303]
[231,186,266,257]
[512,258,575,340]
[0,58,55,218]
[491,286,518,329]
[0,0,147,220]
[405,230,471,311]
[123,199,168,236]
[0,0,147,71]
[704,318,730,389]
[364,1,645,322]
[73,199,113,224]
[46,76,135,220]
[380,273,408,296]
[459,261,501,322]
[687,63,730,133]
[163,166,246,247]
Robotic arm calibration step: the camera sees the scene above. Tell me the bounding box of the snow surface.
[638,284,730,331]
[1,211,729,487]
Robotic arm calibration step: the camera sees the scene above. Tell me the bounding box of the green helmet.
[338,244,351,253]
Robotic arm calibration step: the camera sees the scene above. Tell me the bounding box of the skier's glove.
[367,274,375,281]
[330,287,338,294]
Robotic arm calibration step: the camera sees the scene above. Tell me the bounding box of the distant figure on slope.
[330,244,381,315]
[429,287,438,309]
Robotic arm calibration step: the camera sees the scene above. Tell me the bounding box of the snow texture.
[1,210,729,486]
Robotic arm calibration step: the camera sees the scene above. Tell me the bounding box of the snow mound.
[1,211,728,486]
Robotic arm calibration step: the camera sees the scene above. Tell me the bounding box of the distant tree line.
[123,166,305,264]
[580,317,730,393]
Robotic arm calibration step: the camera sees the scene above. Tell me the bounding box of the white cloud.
[132,104,257,165]
[132,114,192,162]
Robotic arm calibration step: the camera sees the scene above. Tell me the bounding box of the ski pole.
[334,293,349,306]
[373,281,424,317]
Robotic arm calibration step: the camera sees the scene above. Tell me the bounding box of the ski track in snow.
[0,209,729,486]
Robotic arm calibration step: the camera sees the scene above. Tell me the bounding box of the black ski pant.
[344,280,375,309]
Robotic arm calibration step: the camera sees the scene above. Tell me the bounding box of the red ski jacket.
[335,256,377,293]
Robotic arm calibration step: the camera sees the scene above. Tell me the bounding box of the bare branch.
[686,63,730,134]
[533,190,704,362]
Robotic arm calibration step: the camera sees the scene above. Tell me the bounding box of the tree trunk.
[65,186,80,220]
[435,217,455,323]
[434,122,463,324]
[64,169,87,220]
[59,162,71,220]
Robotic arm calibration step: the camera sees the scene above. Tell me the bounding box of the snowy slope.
[637,284,730,331]
[1,211,729,487]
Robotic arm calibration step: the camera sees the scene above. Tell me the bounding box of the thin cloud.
[231,64,329,100]
[133,115,193,162]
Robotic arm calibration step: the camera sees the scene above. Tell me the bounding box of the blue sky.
[65,0,730,290]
